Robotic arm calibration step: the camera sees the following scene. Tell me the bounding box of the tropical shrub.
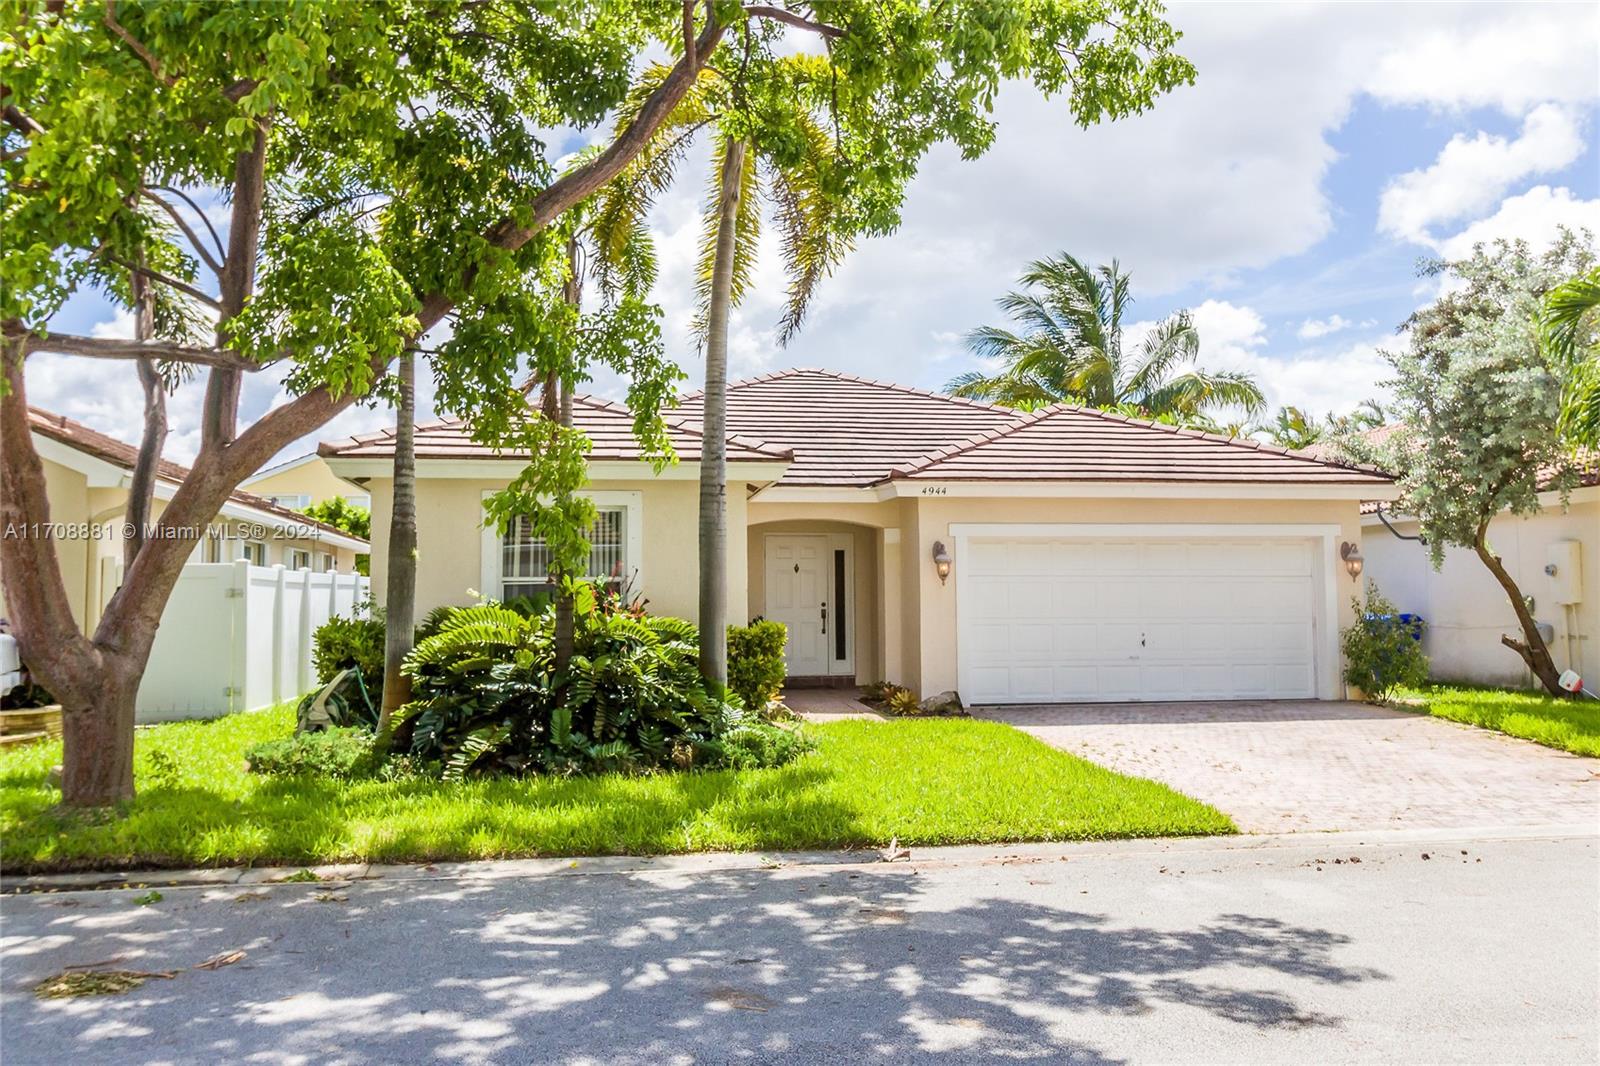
[312,612,385,695]
[245,728,376,779]
[727,620,787,712]
[394,603,807,778]
[1342,582,1429,700]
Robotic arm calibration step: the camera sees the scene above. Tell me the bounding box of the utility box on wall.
[1545,540,1583,605]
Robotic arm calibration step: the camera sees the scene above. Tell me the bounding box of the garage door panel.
[961,535,1322,705]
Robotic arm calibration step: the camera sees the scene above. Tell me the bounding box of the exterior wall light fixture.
[932,541,952,585]
[1340,541,1364,582]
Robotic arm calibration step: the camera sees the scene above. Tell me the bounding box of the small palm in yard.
[946,254,1266,425]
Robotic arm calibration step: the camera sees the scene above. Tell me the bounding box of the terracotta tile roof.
[674,368,1020,486]
[28,407,367,544]
[886,403,1393,484]
[318,394,792,464]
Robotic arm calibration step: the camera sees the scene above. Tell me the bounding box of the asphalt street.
[2,831,1596,1065]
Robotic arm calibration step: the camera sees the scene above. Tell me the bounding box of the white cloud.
[1378,104,1585,245]
[1144,300,1392,417]
[1295,314,1375,340]
[1366,11,1600,115]
[90,309,136,339]
[1435,185,1600,261]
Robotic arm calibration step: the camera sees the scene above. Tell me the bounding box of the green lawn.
[0,706,1233,873]
[1400,684,1600,757]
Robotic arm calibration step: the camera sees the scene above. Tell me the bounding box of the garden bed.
[0,704,1233,874]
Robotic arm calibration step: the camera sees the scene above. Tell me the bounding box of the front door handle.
[820,601,827,636]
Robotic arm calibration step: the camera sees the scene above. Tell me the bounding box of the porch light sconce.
[932,541,952,585]
[1340,541,1364,583]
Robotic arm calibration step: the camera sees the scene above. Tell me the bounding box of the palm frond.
[1124,310,1199,401]
[768,112,853,346]
[691,134,761,346]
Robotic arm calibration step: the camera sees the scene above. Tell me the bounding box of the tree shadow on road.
[1,859,1389,1064]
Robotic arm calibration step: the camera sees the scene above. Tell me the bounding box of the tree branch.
[104,254,222,310]
[148,185,226,264]
[743,4,844,38]
[140,189,223,275]
[226,15,731,492]
[103,0,177,87]
[5,323,259,371]
[203,121,268,450]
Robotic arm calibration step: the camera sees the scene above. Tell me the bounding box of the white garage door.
[960,536,1321,704]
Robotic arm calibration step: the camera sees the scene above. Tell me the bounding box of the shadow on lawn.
[0,758,866,873]
[0,860,1391,1063]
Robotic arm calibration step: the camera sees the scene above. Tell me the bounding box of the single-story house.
[323,368,1395,705]
[242,452,373,512]
[3,407,369,635]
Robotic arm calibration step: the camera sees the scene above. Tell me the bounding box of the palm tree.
[377,347,417,741]
[593,63,850,685]
[947,254,1266,423]
[1258,405,1323,450]
[1544,266,1600,448]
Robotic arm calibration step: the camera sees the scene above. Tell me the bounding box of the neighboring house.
[242,452,372,511]
[1305,429,1597,688]
[1361,478,1597,689]
[323,369,1393,705]
[5,407,369,634]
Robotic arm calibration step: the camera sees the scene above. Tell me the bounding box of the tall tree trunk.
[1474,521,1566,695]
[553,237,580,675]
[125,265,165,568]
[697,137,745,687]
[378,350,417,736]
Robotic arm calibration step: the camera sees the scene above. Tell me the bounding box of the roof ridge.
[884,402,1397,481]
[679,367,1018,414]
[885,404,1062,479]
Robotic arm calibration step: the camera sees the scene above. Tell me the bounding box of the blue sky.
[26,1,1600,463]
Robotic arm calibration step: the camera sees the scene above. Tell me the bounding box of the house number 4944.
[920,486,948,495]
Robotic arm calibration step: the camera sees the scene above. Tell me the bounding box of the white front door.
[765,534,835,676]
[959,536,1322,704]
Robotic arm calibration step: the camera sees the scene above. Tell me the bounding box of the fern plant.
[393,601,797,779]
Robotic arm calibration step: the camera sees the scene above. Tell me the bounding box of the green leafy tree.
[300,495,372,575]
[1258,406,1323,450]
[1363,233,1595,695]
[3,1,727,807]
[1543,266,1600,448]
[947,254,1265,423]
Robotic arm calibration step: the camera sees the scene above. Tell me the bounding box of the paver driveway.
[975,701,1600,833]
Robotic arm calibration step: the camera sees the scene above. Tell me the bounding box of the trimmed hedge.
[728,620,787,711]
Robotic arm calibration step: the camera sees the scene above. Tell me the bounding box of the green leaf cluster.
[392,600,809,778]
[1364,231,1596,566]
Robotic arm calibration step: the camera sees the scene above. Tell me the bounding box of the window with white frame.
[343,493,372,509]
[289,548,312,570]
[265,493,311,510]
[239,541,268,566]
[319,552,336,572]
[499,508,628,600]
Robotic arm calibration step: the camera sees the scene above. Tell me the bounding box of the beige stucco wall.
[1364,493,1598,687]
[368,473,751,624]
[0,457,95,629]
[746,518,881,683]
[244,456,369,508]
[901,495,1366,699]
[2,457,360,638]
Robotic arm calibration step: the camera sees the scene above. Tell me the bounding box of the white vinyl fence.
[136,560,370,722]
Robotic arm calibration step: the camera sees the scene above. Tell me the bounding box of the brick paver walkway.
[975,701,1600,833]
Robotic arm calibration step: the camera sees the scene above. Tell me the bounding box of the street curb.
[3,822,1593,894]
